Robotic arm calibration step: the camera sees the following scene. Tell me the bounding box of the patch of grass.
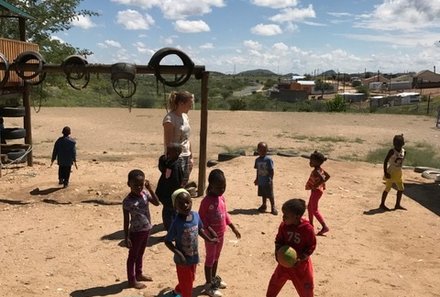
[365,142,440,168]
[310,136,348,143]
[339,154,362,162]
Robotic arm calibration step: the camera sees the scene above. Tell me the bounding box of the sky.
[53,0,440,75]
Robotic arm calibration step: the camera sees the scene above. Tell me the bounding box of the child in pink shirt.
[199,169,241,297]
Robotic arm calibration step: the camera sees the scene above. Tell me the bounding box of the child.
[199,169,241,297]
[165,189,217,297]
[306,151,330,236]
[156,143,184,231]
[50,126,77,187]
[254,142,278,215]
[122,169,160,289]
[380,134,406,210]
[266,199,316,297]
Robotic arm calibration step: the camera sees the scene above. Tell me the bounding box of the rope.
[0,145,33,175]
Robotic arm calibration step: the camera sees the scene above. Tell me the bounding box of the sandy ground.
[0,107,439,297]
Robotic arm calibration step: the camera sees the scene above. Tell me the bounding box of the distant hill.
[321,70,337,77]
[237,69,278,76]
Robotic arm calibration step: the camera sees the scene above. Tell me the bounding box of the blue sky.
[54,0,440,75]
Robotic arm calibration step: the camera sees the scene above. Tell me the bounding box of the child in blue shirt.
[254,142,278,215]
[164,189,217,297]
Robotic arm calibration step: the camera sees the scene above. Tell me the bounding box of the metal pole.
[197,71,209,196]
[23,81,33,166]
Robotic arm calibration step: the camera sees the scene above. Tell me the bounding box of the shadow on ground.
[404,181,440,216]
[70,282,127,297]
[229,208,260,216]
[30,187,62,195]
[101,224,166,247]
[0,198,31,205]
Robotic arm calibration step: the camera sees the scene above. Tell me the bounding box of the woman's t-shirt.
[163,111,191,157]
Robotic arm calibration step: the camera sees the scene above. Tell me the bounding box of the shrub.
[326,95,346,112]
[228,98,247,110]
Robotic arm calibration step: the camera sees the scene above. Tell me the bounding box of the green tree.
[314,79,333,98]
[0,0,98,63]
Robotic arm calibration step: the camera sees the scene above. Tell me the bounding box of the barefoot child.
[165,189,217,297]
[266,199,316,297]
[306,151,330,236]
[380,134,406,210]
[122,169,160,289]
[254,142,278,215]
[199,169,241,297]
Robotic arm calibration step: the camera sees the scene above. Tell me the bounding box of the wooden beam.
[0,63,205,77]
[197,71,209,196]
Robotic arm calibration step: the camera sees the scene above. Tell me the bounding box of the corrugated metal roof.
[0,0,34,19]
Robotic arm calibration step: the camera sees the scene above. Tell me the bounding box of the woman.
[163,91,194,186]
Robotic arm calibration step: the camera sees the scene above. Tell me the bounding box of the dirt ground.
[0,108,439,297]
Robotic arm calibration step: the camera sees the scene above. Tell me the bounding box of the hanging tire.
[0,107,26,117]
[2,128,26,139]
[7,149,26,160]
[148,47,194,87]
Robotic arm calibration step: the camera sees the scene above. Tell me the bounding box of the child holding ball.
[266,198,316,297]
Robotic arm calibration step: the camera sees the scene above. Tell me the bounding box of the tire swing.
[14,51,47,85]
[62,55,90,90]
[0,52,10,88]
[148,47,194,87]
[111,63,137,110]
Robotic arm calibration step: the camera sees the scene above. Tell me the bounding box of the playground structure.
[0,2,210,195]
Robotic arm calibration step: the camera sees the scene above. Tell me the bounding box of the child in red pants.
[164,189,217,297]
[306,151,330,236]
[266,199,316,297]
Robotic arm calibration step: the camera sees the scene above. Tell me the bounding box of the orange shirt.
[305,168,326,191]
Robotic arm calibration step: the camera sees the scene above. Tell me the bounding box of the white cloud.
[356,0,440,32]
[133,41,155,54]
[174,20,210,33]
[104,40,122,48]
[269,4,316,23]
[200,42,214,49]
[116,9,155,30]
[327,12,352,17]
[272,42,289,52]
[71,15,96,29]
[251,0,298,9]
[342,31,440,47]
[243,40,263,50]
[112,0,225,20]
[50,36,65,43]
[251,24,282,36]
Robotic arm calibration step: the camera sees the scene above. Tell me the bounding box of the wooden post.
[197,71,209,196]
[23,82,33,166]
